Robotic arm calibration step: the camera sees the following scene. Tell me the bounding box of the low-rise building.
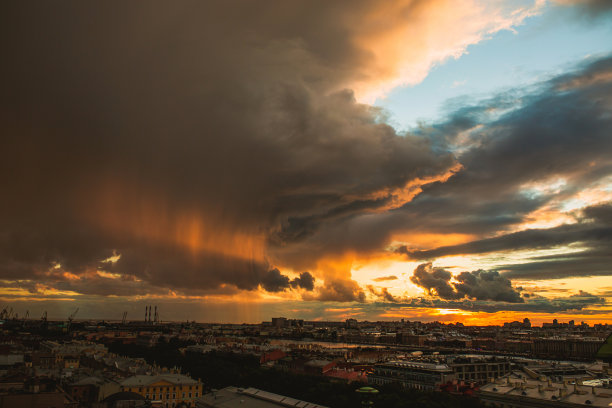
[120,374,203,407]
[368,361,454,391]
[479,373,612,408]
[66,376,121,405]
[533,337,604,360]
[448,355,512,384]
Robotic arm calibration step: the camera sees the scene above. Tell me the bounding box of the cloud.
[309,280,366,303]
[553,0,612,15]
[279,56,612,281]
[373,290,604,313]
[5,1,488,297]
[454,270,523,303]
[410,263,460,299]
[399,202,612,280]
[260,269,291,292]
[290,272,316,291]
[372,275,399,282]
[0,0,610,313]
[399,221,612,260]
[410,263,524,303]
[391,55,612,236]
[367,285,397,302]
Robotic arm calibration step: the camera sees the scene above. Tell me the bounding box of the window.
[189,392,192,398]
[173,393,176,399]
[182,393,185,398]
[195,392,198,397]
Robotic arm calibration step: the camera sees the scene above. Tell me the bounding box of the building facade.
[368,361,454,391]
[120,374,203,408]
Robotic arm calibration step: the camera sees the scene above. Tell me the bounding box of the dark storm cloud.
[260,269,315,292]
[2,1,612,307]
[454,270,523,303]
[583,202,612,225]
[290,272,316,291]
[260,269,291,292]
[410,263,524,303]
[410,263,460,299]
[0,1,456,296]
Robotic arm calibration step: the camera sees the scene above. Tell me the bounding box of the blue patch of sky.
[375,4,612,133]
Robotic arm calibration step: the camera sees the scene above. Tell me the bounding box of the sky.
[1,0,612,325]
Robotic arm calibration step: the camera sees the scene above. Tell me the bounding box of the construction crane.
[0,307,8,320]
[21,310,29,328]
[66,307,79,331]
[41,311,48,330]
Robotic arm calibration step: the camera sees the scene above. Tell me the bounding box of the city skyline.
[1,1,612,325]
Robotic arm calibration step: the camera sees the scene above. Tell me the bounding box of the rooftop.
[480,374,612,407]
[121,374,199,387]
[198,386,329,408]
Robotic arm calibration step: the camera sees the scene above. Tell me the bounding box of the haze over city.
[2,0,612,326]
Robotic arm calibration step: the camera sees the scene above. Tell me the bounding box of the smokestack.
[145,306,148,322]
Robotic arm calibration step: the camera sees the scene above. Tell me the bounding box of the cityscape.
[0,310,609,407]
[2,0,612,407]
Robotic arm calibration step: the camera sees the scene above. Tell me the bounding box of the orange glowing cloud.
[346,0,543,101]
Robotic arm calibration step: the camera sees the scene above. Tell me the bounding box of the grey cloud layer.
[372,290,605,313]
[400,202,612,280]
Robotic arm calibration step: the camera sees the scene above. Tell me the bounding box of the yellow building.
[120,374,203,407]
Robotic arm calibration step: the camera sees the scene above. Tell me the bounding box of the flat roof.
[480,375,612,407]
[197,386,329,408]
